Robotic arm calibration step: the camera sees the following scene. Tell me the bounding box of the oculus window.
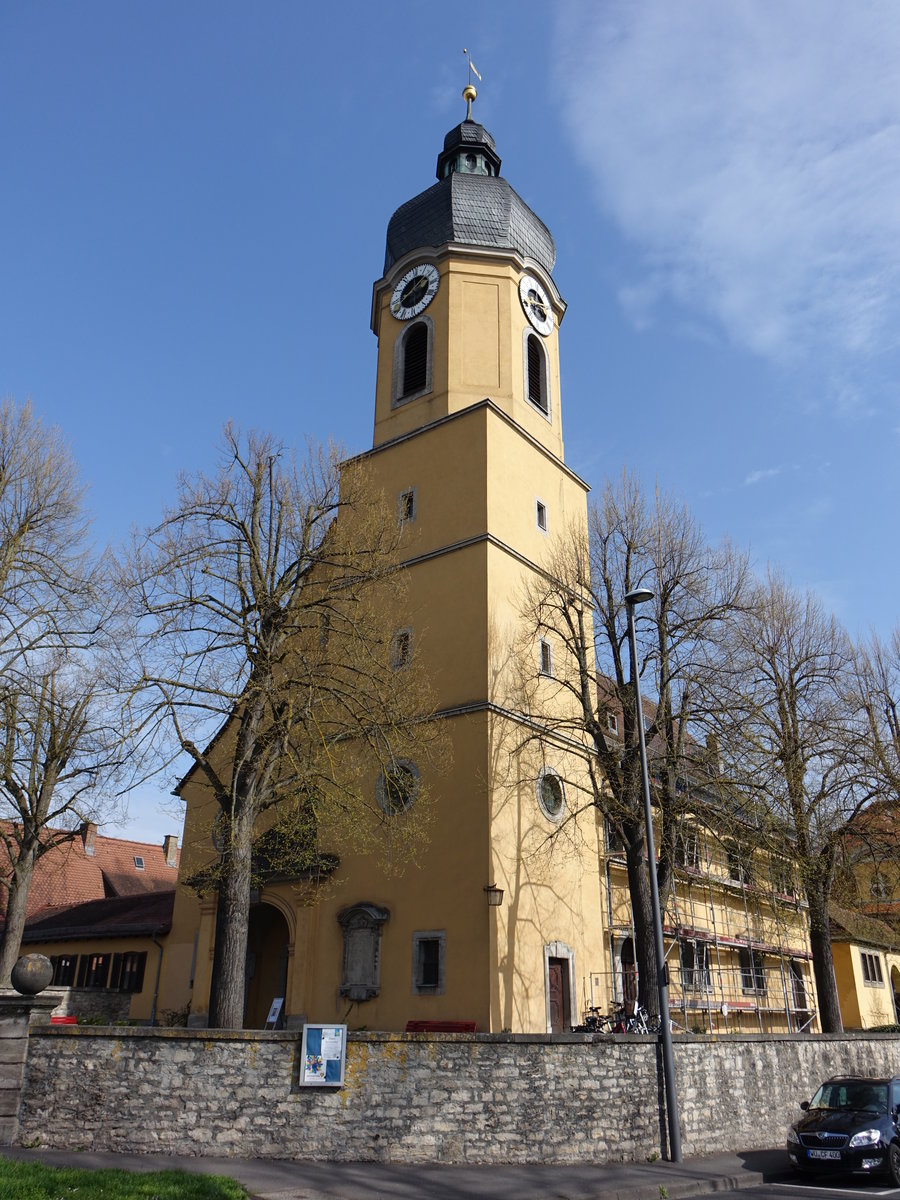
[377,759,420,815]
[536,767,565,822]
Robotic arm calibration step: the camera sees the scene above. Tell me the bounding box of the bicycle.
[573,1005,613,1033]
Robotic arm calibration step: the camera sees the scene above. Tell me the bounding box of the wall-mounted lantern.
[484,884,504,907]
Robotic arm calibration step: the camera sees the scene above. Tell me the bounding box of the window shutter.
[402,324,428,396]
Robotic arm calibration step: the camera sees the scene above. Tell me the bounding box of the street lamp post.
[624,587,683,1163]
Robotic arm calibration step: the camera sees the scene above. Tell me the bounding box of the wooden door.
[548,958,570,1032]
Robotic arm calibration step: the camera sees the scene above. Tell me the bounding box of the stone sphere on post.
[10,954,53,996]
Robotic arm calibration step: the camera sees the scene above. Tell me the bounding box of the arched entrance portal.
[243,902,290,1029]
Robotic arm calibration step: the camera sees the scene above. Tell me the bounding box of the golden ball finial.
[463,84,477,104]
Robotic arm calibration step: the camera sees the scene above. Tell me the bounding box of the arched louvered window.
[402,323,428,397]
[526,334,548,414]
[392,314,433,406]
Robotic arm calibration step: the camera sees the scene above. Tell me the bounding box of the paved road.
[696,1180,900,1199]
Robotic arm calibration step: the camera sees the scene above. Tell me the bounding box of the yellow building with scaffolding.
[600,811,819,1035]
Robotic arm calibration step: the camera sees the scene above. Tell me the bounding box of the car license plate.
[808,1149,841,1160]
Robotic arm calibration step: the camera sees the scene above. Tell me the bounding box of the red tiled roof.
[22,889,176,943]
[1,824,180,921]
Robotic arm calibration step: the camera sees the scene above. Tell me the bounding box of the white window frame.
[535,499,548,533]
[861,950,885,986]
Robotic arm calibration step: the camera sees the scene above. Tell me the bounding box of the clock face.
[390,263,440,320]
[519,274,554,337]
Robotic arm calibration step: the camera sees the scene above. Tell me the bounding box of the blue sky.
[3,2,899,840]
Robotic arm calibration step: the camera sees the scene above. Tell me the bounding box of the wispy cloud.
[554,2,900,369]
[744,467,780,487]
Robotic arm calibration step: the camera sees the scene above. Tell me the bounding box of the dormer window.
[133,856,145,871]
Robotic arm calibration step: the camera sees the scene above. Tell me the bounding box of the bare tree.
[705,571,873,1032]
[517,472,747,1014]
[0,399,127,981]
[854,628,900,804]
[124,426,440,1029]
[0,656,128,983]
[0,398,93,668]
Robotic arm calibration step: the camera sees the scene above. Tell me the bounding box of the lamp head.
[624,587,654,607]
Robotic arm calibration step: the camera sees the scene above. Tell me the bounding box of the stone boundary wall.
[0,987,131,1023]
[16,1028,900,1164]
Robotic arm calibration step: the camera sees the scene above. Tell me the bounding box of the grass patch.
[0,1156,248,1199]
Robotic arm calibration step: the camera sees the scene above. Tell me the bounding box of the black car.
[788,1075,900,1183]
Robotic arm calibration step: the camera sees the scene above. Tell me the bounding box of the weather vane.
[462,47,482,119]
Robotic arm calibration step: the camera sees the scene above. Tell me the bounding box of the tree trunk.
[806,887,843,1033]
[625,830,660,1016]
[208,808,254,1029]
[0,849,37,986]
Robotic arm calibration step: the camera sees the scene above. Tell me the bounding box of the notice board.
[299,1023,347,1087]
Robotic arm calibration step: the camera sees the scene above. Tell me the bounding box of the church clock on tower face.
[519,274,553,337]
[390,263,440,320]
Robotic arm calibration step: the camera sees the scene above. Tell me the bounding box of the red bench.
[405,1020,477,1033]
[50,1015,77,1025]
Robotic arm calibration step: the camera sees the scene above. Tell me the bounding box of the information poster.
[300,1023,347,1087]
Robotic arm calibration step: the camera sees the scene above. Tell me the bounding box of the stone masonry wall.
[16,1028,900,1164]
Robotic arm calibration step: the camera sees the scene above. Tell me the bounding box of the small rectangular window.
[539,639,553,677]
[605,817,626,854]
[391,629,411,670]
[861,951,884,985]
[739,948,766,993]
[726,843,752,887]
[398,487,417,524]
[675,829,701,870]
[318,610,331,649]
[50,954,78,987]
[133,855,145,870]
[870,873,889,899]
[679,939,710,990]
[78,953,111,989]
[412,931,446,995]
[606,712,618,735]
[110,951,147,993]
[535,500,548,532]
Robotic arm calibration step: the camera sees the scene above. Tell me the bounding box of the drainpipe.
[149,930,164,1027]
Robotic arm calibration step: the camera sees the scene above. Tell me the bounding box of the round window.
[377,760,420,815]
[537,768,565,821]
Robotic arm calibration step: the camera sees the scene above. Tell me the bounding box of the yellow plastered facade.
[157,217,612,1031]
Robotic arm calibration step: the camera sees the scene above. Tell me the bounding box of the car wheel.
[889,1142,900,1187]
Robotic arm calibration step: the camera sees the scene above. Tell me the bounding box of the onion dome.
[384,117,556,276]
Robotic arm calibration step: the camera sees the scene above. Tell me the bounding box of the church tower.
[344,90,607,1034]
[159,90,610,1035]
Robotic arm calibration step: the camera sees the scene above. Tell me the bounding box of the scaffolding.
[593,824,819,1034]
